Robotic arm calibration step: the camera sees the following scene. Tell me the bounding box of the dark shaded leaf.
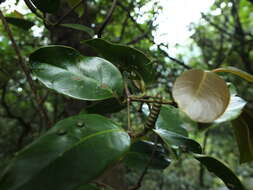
[232,109,253,163]
[194,154,245,190]
[156,105,188,137]
[5,17,34,30]
[154,129,202,154]
[30,45,124,101]
[60,24,94,37]
[85,98,126,114]
[124,140,171,170]
[75,184,114,190]
[30,0,60,13]
[83,38,155,85]
[0,72,9,86]
[0,114,130,190]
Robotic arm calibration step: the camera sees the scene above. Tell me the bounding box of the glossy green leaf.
[0,114,130,190]
[30,0,60,13]
[30,45,124,101]
[124,140,171,170]
[156,105,188,137]
[214,95,246,123]
[5,17,34,30]
[232,109,253,163]
[194,154,245,190]
[60,24,94,37]
[213,66,253,83]
[83,38,155,84]
[154,129,202,154]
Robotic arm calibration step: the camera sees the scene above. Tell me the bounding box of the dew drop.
[76,121,85,128]
[57,129,67,136]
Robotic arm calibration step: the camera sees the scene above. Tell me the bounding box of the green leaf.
[83,38,155,85]
[213,66,253,83]
[0,114,130,190]
[65,0,84,17]
[232,109,253,163]
[5,17,34,30]
[75,184,101,190]
[60,24,94,37]
[194,154,245,190]
[156,105,188,137]
[30,45,124,101]
[154,129,202,154]
[214,95,246,123]
[30,0,60,13]
[85,98,126,114]
[124,140,171,170]
[172,69,230,123]
[0,71,9,86]
[75,184,114,190]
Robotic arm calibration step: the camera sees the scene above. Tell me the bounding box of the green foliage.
[84,38,155,85]
[60,24,94,37]
[156,105,188,136]
[124,140,171,170]
[5,17,34,30]
[0,114,130,190]
[154,129,202,154]
[232,109,253,163]
[30,45,124,101]
[194,154,245,190]
[30,0,60,13]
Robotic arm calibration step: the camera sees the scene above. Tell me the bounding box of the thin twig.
[124,81,132,130]
[199,130,209,187]
[118,0,134,41]
[127,30,149,45]
[130,98,173,105]
[117,2,190,70]
[0,9,51,127]
[1,84,31,148]
[54,0,83,26]
[201,13,233,38]
[157,43,191,70]
[97,0,118,38]
[130,136,158,190]
[24,0,43,19]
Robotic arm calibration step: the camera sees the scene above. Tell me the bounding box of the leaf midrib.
[16,128,123,190]
[36,62,114,95]
[195,71,207,96]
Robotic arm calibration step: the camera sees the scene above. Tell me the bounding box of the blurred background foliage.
[0,0,253,189]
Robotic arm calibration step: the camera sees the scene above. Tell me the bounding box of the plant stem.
[97,0,118,38]
[54,0,83,26]
[130,98,173,105]
[0,9,51,127]
[24,0,44,19]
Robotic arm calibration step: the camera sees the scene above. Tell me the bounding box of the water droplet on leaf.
[76,121,85,128]
[57,129,67,136]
